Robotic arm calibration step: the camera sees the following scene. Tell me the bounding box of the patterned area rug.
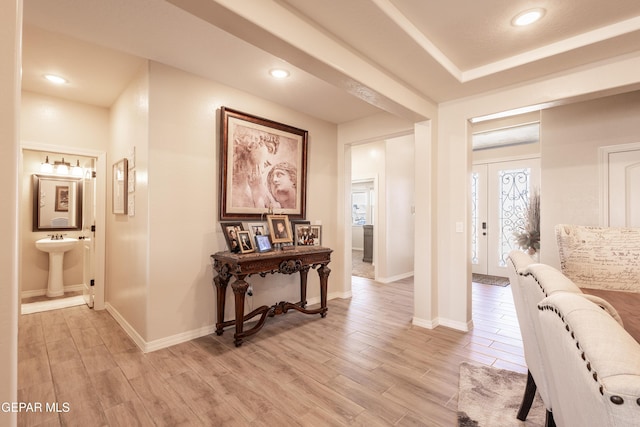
[458,363,544,427]
[472,273,510,287]
[352,249,374,279]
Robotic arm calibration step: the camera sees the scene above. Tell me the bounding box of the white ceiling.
[21,0,640,124]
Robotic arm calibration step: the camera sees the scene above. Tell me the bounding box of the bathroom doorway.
[20,144,106,314]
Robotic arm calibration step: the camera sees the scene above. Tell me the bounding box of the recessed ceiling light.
[43,74,68,85]
[269,68,290,79]
[512,8,545,27]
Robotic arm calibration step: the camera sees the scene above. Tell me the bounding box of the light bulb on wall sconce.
[40,156,54,174]
[72,160,83,177]
[55,158,70,175]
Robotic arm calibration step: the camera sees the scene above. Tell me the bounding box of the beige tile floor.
[18,276,524,426]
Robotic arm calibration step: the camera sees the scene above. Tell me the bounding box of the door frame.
[21,142,107,310]
[599,141,640,226]
[472,154,541,276]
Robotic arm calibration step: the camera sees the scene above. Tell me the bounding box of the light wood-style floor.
[18,276,524,426]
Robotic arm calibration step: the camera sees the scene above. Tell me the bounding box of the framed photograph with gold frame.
[219,107,308,220]
[267,214,293,244]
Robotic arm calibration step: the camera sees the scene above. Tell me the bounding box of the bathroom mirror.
[32,174,83,231]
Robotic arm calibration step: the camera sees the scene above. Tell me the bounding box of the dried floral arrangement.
[514,188,540,255]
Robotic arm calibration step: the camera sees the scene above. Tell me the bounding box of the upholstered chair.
[537,292,640,426]
[507,250,580,427]
[507,251,563,427]
[555,224,640,293]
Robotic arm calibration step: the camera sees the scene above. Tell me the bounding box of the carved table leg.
[299,265,310,308]
[231,275,249,346]
[317,264,331,317]
[213,269,230,335]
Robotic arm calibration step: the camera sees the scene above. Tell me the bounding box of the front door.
[472,158,540,277]
[81,159,96,308]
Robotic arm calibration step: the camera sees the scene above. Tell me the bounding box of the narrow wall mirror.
[32,174,83,231]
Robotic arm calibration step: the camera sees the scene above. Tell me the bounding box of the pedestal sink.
[35,237,79,297]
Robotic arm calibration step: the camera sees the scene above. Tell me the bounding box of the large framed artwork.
[219,107,308,220]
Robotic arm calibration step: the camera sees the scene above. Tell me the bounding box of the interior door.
[472,158,540,277]
[607,148,640,227]
[81,159,96,308]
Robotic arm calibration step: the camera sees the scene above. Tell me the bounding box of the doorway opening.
[20,144,105,315]
[351,179,375,279]
[471,158,540,279]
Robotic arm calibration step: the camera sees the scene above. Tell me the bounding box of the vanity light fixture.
[43,74,68,85]
[269,68,290,79]
[40,156,54,174]
[40,156,82,175]
[512,8,545,27]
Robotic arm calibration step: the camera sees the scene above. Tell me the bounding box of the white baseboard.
[412,316,438,329]
[438,317,474,332]
[107,293,347,353]
[21,284,84,299]
[107,301,217,353]
[412,316,473,332]
[378,272,413,284]
[105,303,148,352]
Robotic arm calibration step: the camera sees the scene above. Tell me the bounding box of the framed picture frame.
[220,222,244,253]
[247,222,269,241]
[237,230,255,254]
[219,107,308,220]
[55,185,69,212]
[267,214,293,244]
[112,158,128,215]
[294,224,322,247]
[254,234,272,253]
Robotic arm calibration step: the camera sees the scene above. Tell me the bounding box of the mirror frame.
[32,173,83,231]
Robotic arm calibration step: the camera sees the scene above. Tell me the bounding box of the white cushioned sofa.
[507,250,629,427]
[538,291,640,426]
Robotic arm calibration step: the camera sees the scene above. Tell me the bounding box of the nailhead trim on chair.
[521,271,549,297]
[538,303,627,404]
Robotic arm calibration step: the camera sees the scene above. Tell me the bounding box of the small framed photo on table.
[294,224,322,246]
[247,222,269,240]
[221,222,244,253]
[255,235,272,253]
[237,230,255,254]
[267,214,293,244]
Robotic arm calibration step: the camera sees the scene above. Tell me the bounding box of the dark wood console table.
[210,246,332,346]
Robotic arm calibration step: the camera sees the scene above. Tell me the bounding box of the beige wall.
[1,0,21,424]
[105,61,341,347]
[540,90,640,268]
[21,91,110,151]
[107,63,150,341]
[384,135,415,281]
